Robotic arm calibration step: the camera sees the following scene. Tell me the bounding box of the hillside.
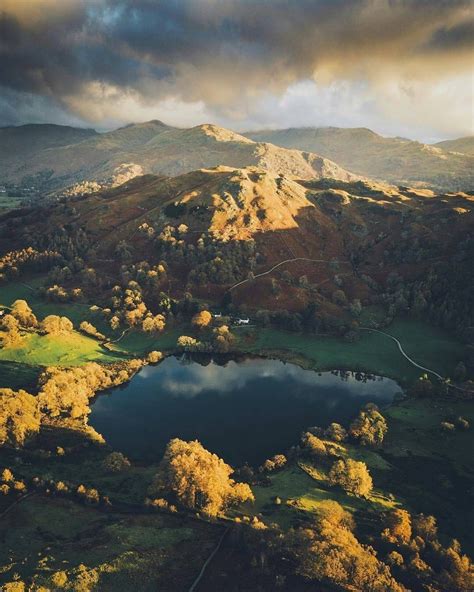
[245,127,474,192]
[0,122,359,191]
[435,136,474,156]
[2,167,472,329]
[0,124,97,168]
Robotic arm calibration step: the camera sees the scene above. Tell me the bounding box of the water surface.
[90,356,400,466]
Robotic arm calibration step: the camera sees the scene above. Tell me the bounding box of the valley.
[0,125,473,592]
[1,2,473,589]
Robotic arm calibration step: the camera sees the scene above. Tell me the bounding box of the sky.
[0,0,473,142]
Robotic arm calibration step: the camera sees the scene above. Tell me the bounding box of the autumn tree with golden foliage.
[10,299,38,328]
[102,452,131,473]
[0,314,23,347]
[142,313,166,333]
[191,310,212,329]
[382,509,412,544]
[314,499,355,531]
[350,403,388,446]
[301,432,328,457]
[329,458,373,497]
[37,360,143,420]
[149,438,254,516]
[0,388,40,447]
[40,315,73,335]
[288,512,405,591]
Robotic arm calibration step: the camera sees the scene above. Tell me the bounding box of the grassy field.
[384,398,474,472]
[238,318,464,384]
[0,278,114,332]
[1,278,464,385]
[0,494,222,591]
[0,278,182,384]
[0,331,122,366]
[236,433,400,531]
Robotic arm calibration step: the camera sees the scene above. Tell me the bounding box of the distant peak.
[118,119,170,130]
[192,123,254,143]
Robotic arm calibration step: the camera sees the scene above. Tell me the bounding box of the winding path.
[229,257,349,291]
[188,526,230,592]
[359,327,473,394]
[359,327,444,381]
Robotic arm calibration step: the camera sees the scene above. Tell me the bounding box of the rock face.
[245,127,474,192]
[0,121,359,191]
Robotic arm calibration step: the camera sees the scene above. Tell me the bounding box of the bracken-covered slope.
[245,127,474,192]
[0,121,359,190]
[435,136,474,156]
[2,167,472,329]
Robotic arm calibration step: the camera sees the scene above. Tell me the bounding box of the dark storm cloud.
[0,0,472,126]
[423,19,474,52]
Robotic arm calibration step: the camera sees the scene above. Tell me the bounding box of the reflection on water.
[90,355,400,466]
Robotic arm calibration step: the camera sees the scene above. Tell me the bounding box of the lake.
[90,355,401,466]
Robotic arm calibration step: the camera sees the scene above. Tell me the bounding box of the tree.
[332,289,348,306]
[110,315,120,331]
[0,314,23,347]
[349,299,363,317]
[0,388,40,447]
[350,403,388,446]
[40,315,73,335]
[454,361,467,382]
[142,314,166,333]
[324,422,348,442]
[147,350,163,364]
[102,452,131,473]
[177,335,201,351]
[301,432,327,457]
[212,325,234,353]
[382,509,412,544]
[79,321,105,340]
[10,299,37,328]
[328,458,373,497]
[260,454,287,472]
[289,518,404,591]
[149,438,254,516]
[314,500,355,531]
[191,310,212,329]
[412,513,438,542]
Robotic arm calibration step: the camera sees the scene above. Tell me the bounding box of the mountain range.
[0,121,358,193]
[1,121,473,195]
[246,127,474,192]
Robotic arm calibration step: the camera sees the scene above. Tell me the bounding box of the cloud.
[0,0,472,138]
[137,356,399,400]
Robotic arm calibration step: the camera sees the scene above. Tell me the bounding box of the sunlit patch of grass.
[0,331,121,366]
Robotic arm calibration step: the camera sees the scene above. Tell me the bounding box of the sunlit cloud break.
[0,0,473,140]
